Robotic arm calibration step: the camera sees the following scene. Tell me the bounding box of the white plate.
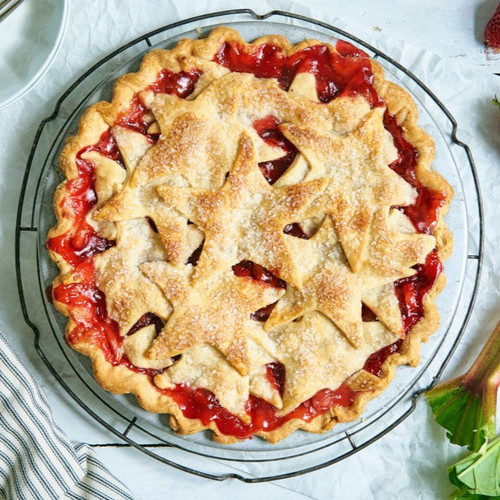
[0,0,68,110]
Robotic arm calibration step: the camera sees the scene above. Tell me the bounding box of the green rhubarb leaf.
[448,436,500,497]
[451,489,491,500]
[426,381,490,452]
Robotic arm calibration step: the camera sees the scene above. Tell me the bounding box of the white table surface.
[1,0,500,498]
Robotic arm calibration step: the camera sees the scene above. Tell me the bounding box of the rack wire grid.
[15,9,483,482]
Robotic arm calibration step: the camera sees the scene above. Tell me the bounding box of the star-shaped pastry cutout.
[95,72,332,266]
[280,106,416,273]
[357,208,436,334]
[266,215,364,347]
[266,208,435,342]
[260,312,400,415]
[363,208,436,281]
[140,262,284,375]
[94,112,230,265]
[157,133,327,287]
[93,219,172,335]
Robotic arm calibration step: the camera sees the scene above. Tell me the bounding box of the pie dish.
[47,27,453,444]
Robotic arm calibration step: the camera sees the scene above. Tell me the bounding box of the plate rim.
[0,0,69,111]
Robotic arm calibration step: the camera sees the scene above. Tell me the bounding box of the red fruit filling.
[232,260,286,289]
[266,362,286,397]
[383,111,446,234]
[159,383,356,439]
[253,115,298,184]
[214,39,383,106]
[127,312,165,336]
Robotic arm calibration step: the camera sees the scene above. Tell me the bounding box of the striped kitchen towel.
[0,333,133,500]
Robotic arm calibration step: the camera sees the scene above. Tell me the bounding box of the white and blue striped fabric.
[0,334,133,499]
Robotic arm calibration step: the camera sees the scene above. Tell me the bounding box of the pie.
[47,27,453,444]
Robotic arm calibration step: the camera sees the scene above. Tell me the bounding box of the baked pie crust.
[47,27,453,444]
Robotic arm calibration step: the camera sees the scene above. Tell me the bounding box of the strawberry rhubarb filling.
[47,39,446,439]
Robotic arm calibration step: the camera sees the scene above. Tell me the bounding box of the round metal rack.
[15,9,483,482]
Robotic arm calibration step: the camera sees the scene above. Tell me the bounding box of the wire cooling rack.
[15,9,483,482]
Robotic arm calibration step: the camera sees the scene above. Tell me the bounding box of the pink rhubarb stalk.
[426,320,500,451]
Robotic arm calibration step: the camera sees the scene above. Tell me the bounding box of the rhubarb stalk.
[426,320,500,452]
